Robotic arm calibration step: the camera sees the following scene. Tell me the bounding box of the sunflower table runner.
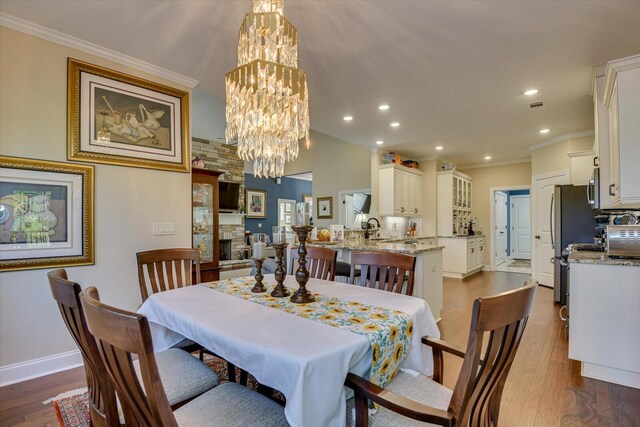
[203,277,412,388]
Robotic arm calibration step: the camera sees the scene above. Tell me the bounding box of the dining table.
[138,274,440,427]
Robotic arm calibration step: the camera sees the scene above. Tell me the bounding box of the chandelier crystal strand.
[226,0,309,178]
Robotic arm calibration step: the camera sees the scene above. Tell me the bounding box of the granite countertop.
[568,251,640,267]
[306,241,444,255]
[438,234,484,239]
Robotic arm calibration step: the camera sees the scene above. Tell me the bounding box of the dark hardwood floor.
[1,271,638,426]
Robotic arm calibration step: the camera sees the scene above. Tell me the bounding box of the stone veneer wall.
[192,137,246,259]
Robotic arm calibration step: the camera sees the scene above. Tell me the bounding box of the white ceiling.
[2,0,640,167]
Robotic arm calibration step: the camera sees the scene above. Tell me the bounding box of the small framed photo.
[246,189,267,218]
[317,196,333,219]
[0,156,95,271]
[67,58,190,172]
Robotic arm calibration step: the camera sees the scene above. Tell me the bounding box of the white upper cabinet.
[602,54,640,208]
[592,64,611,208]
[379,164,423,217]
[437,170,472,236]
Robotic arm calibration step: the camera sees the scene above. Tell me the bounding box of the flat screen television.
[219,181,240,211]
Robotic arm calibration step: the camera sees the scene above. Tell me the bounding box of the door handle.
[535,235,541,239]
[609,183,616,196]
[559,305,568,322]
[550,194,555,250]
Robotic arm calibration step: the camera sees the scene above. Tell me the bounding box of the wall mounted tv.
[219,181,240,211]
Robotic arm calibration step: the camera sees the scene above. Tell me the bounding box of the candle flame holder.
[251,257,267,293]
[290,225,315,303]
[270,243,290,297]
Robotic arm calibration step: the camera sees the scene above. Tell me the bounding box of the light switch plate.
[153,222,176,236]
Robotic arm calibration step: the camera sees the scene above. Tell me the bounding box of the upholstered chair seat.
[174,383,289,426]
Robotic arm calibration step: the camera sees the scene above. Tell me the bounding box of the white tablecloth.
[138,275,440,427]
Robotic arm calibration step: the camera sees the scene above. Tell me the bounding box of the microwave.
[587,167,600,210]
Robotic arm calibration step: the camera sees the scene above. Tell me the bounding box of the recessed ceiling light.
[376,140,384,145]
[343,115,353,121]
[539,128,550,134]
[435,146,444,151]
[524,89,538,96]
[484,155,492,160]
[378,104,390,111]
[390,122,400,127]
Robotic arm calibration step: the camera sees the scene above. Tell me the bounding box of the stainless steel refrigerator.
[552,185,597,304]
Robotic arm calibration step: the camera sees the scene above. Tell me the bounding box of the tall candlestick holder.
[270,243,290,297]
[290,225,315,303]
[251,257,267,293]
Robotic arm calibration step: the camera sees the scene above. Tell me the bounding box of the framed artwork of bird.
[67,58,190,172]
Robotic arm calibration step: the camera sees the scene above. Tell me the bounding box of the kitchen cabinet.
[439,236,484,279]
[568,261,640,388]
[379,164,423,217]
[568,151,595,186]
[437,170,473,236]
[592,64,612,208]
[192,168,222,282]
[602,54,640,208]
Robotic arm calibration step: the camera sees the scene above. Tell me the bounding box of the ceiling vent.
[529,101,544,109]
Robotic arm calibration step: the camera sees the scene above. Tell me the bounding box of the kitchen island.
[293,239,444,320]
[567,250,640,388]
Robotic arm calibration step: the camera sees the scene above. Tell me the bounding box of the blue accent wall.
[244,174,312,235]
[506,190,530,254]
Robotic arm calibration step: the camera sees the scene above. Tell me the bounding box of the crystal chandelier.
[225,0,310,178]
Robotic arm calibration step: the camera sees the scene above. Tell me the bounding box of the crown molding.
[0,13,199,88]
[527,130,594,152]
[602,53,640,107]
[590,63,607,96]
[458,158,531,171]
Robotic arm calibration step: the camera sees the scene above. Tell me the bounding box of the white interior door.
[494,191,508,265]
[278,199,296,227]
[533,171,569,287]
[510,195,531,260]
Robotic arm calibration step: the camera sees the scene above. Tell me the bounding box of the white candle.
[253,242,266,258]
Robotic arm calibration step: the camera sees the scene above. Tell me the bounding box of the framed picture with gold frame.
[317,196,333,219]
[67,58,190,172]
[0,156,94,271]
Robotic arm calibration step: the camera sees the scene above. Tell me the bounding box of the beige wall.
[531,135,594,177]
[284,130,372,228]
[0,27,192,370]
[460,162,532,265]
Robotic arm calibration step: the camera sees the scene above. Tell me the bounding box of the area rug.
[508,259,531,268]
[47,353,270,427]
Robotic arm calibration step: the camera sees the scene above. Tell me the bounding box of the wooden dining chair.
[137,248,201,303]
[289,246,338,281]
[345,279,538,427]
[80,286,289,427]
[49,270,220,426]
[48,269,119,427]
[137,248,243,384]
[348,251,416,295]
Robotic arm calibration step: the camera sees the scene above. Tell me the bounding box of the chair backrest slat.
[137,248,201,302]
[48,269,119,427]
[349,252,417,296]
[81,286,179,427]
[289,246,338,281]
[449,279,537,425]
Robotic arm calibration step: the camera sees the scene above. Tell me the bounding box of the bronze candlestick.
[270,243,290,297]
[251,257,267,293]
[290,225,315,303]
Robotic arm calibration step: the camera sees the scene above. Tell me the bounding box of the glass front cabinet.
[192,168,222,282]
